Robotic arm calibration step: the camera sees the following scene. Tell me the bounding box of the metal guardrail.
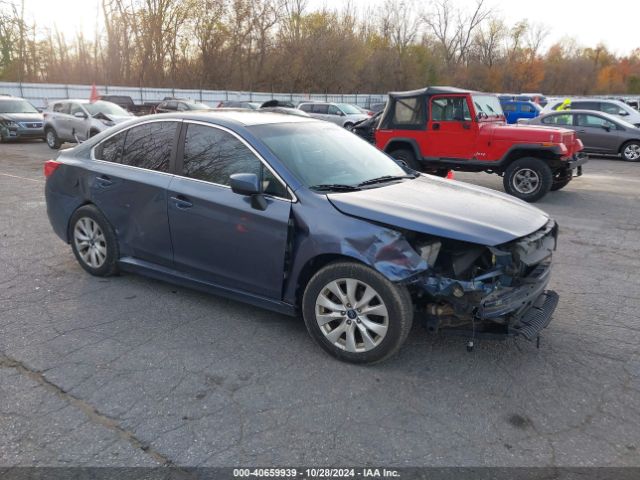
[0,81,389,109]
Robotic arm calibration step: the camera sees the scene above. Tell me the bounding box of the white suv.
[44,100,133,149]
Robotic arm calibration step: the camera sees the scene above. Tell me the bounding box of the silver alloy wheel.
[46,130,56,148]
[623,144,640,161]
[73,217,107,269]
[512,168,540,194]
[315,278,389,353]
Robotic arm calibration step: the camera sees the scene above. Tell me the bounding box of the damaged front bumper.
[414,220,559,340]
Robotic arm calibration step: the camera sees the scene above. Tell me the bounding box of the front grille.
[19,122,43,129]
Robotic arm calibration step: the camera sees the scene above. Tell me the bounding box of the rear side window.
[94,132,126,163]
[572,101,598,110]
[53,103,69,114]
[542,114,573,125]
[299,104,313,112]
[121,122,176,172]
[312,104,329,114]
[502,103,517,112]
[394,96,427,128]
[182,124,261,185]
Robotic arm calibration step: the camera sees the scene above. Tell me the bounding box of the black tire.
[344,122,354,131]
[503,157,553,202]
[302,261,413,364]
[620,141,640,162]
[69,205,119,277]
[389,148,421,171]
[45,128,61,149]
[551,169,572,191]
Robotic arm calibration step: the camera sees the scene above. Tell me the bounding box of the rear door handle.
[170,196,193,209]
[96,175,113,187]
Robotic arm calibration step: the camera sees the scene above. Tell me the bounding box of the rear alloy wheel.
[45,128,61,149]
[503,157,552,202]
[621,141,640,162]
[302,262,413,364]
[69,205,119,277]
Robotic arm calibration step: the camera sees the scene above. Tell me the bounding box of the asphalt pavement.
[0,140,638,468]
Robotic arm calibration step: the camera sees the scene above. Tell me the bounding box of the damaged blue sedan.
[44,111,559,363]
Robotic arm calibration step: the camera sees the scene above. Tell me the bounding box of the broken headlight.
[415,239,441,267]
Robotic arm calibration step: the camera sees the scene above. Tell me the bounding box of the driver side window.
[432,97,471,122]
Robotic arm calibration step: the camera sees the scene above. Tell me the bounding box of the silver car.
[527,109,640,162]
[44,100,133,149]
[298,102,368,130]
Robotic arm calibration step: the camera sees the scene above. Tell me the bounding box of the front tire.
[69,205,119,277]
[302,261,413,364]
[503,157,553,202]
[45,128,61,149]
[344,122,354,131]
[550,168,572,191]
[621,141,640,162]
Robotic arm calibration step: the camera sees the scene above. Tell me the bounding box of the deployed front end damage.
[407,220,559,341]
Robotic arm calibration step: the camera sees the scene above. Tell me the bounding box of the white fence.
[0,81,388,109]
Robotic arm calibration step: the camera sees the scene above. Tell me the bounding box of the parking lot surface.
[1,141,639,467]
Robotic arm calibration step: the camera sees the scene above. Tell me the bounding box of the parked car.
[518,93,548,107]
[375,87,586,202]
[98,95,155,115]
[352,111,382,144]
[44,110,559,363]
[0,96,44,142]
[543,98,640,127]
[43,100,133,149]
[354,105,374,116]
[527,110,640,162]
[217,100,261,109]
[260,100,296,108]
[155,99,213,113]
[368,102,387,113]
[298,102,368,130]
[500,100,542,124]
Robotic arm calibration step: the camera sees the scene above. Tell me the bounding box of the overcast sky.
[20,0,640,56]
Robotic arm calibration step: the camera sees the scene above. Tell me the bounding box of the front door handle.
[96,175,113,187]
[432,123,440,130]
[462,122,471,130]
[170,196,193,209]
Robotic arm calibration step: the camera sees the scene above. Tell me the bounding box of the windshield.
[84,101,130,116]
[249,122,409,190]
[472,95,504,119]
[0,99,39,114]
[337,104,361,115]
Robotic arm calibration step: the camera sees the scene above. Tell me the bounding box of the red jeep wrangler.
[375,87,587,202]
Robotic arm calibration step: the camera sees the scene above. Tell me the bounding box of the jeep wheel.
[302,261,413,364]
[621,141,640,162]
[389,148,421,171]
[503,157,552,202]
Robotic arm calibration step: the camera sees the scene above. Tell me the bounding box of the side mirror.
[603,125,611,132]
[74,111,87,119]
[230,173,267,210]
[619,110,629,116]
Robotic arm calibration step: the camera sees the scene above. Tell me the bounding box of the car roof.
[540,109,623,122]
[388,86,475,98]
[152,110,316,126]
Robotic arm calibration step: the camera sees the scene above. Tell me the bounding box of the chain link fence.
[0,81,389,109]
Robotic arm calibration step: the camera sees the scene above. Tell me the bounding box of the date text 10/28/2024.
[233,468,401,478]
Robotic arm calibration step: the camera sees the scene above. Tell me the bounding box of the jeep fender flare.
[499,144,565,171]
[382,138,422,160]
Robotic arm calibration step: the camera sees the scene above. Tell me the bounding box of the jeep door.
[167,122,291,298]
[426,95,477,159]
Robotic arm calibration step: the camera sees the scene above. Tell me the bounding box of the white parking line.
[0,172,43,183]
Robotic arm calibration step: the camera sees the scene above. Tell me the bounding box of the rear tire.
[621,141,640,162]
[503,157,553,202]
[45,128,61,149]
[389,148,421,171]
[344,122,354,131]
[69,205,119,277]
[302,261,413,364]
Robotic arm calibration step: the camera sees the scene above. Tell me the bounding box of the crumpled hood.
[0,112,44,123]
[92,113,131,124]
[327,176,550,246]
